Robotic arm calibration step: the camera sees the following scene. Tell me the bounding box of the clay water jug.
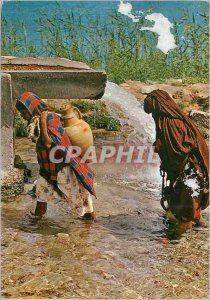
[61,104,93,161]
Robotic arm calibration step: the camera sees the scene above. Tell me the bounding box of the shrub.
[86,113,121,131]
[15,111,28,137]
[71,100,105,113]
[71,100,94,113]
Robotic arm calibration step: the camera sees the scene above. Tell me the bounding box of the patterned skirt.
[36,166,94,216]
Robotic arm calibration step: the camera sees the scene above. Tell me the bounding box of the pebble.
[123,289,139,299]
[102,272,116,280]
[56,233,70,240]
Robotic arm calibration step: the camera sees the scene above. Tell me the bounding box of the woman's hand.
[40,111,53,149]
[41,111,48,120]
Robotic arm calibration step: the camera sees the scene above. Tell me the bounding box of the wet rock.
[14,154,31,182]
[189,110,209,139]
[189,110,209,129]
[1,168,24,197]
[56,233,70,244]
[56,233,70,239]
[14,155,25,169]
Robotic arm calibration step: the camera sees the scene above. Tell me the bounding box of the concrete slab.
[2,56,91,70]
[9,70,107,100]
[1,73,14,171]
[1,73,14,127]
[1,56,16,64]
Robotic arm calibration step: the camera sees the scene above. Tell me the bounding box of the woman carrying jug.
[16,92,96,220]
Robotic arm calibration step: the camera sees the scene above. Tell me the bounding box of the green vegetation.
[197,99,209,112]
[71,100,105,113]
[71,100,121,131]
[2,5,208,83]
[86,113,121,131]
[177,101,185,110]
[15,112,28,137]
[71,101,94,113]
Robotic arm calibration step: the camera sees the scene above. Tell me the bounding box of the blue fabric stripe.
[33,94,41,100]
[80,174,85,180]
[87,172,93,179]
[47,114,54,121]
[71,160,77,167]
[58,126,64,134]
[31,107,36,117]
[25,99,31,108]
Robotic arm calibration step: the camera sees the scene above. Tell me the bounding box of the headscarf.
[144,89,209,179]
[17,91,49,116]
[17,92,96,197]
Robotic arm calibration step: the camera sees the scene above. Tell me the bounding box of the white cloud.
[117,2,177,54]
[118,0,139,23]
[141,13,177,54]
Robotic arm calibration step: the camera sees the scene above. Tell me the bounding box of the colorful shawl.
[17,92,96,197]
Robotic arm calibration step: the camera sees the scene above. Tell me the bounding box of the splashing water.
[184,177,200,197]
[102,81,155,143]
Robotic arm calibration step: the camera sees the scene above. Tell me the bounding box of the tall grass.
[1,6,209,83]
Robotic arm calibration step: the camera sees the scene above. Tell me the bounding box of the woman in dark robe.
[144,89,209,233]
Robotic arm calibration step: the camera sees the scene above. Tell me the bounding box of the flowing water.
[102,81,155,144]
[1,86,209,299]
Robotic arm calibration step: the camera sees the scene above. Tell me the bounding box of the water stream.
[102,81,156,143]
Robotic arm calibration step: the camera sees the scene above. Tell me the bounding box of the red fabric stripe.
[19,92,33,103]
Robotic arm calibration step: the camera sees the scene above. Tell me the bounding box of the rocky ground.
[120,80,209,111]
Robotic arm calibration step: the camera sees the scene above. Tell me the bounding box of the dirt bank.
[120,80,209,113]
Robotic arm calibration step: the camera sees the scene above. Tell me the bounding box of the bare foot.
[29,211,42,220]
[34,201,47,217]
[80,212,96,221]
[194,217,207,228]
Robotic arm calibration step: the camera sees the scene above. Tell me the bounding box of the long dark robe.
[144,89,209,221]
